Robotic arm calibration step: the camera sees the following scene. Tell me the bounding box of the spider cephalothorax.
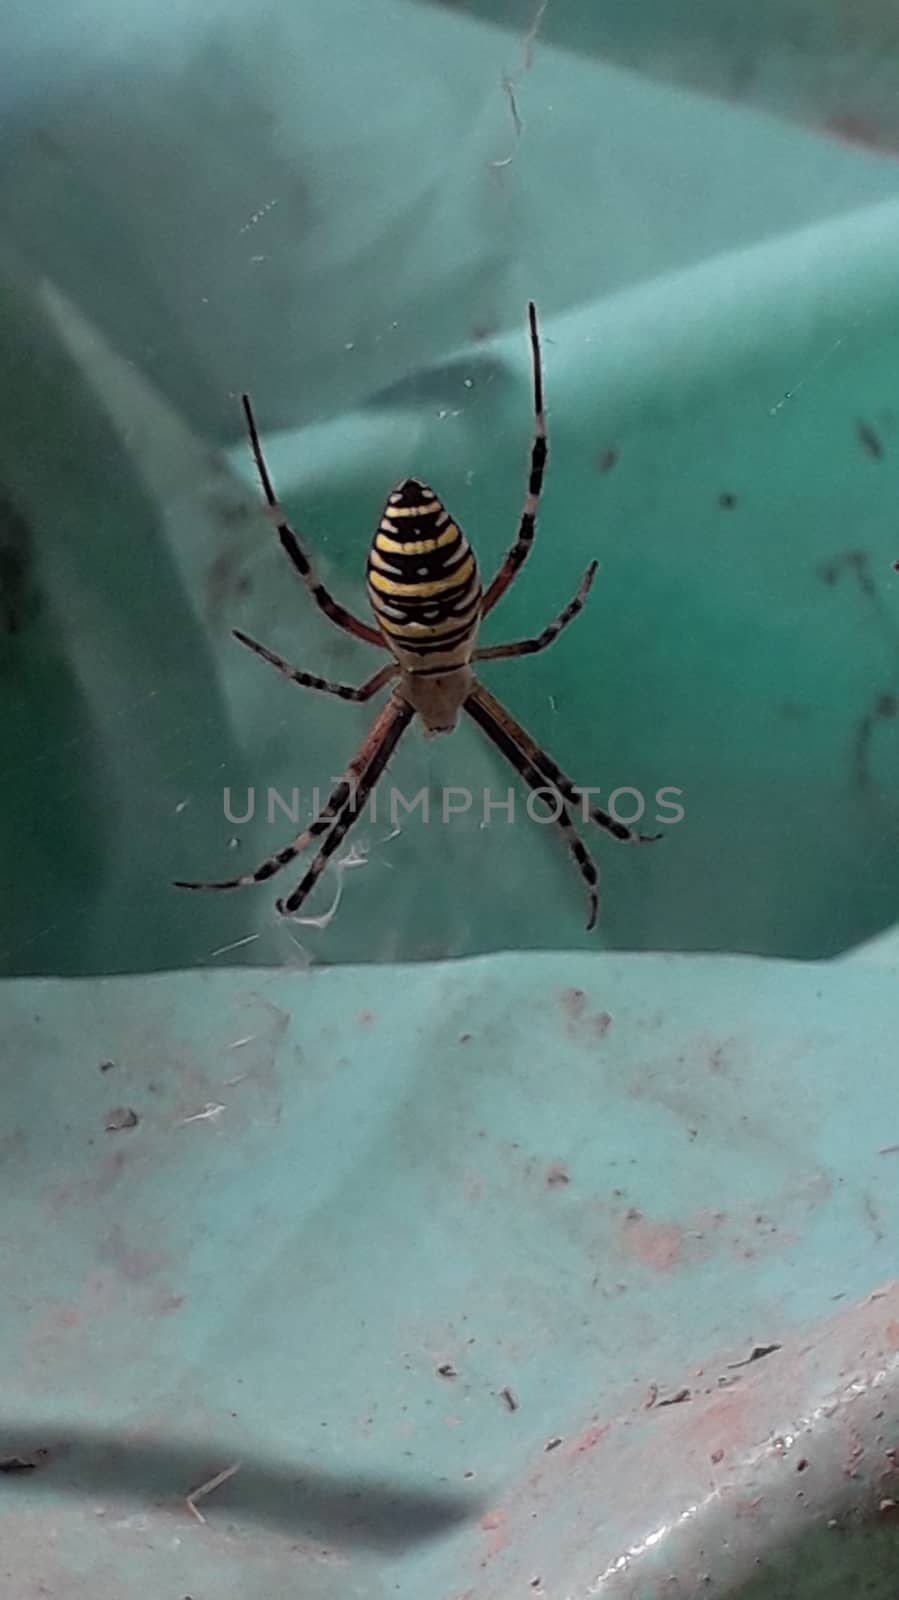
[176,304,660,928]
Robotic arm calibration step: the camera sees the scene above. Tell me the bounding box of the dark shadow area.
[0,1423,484,1549]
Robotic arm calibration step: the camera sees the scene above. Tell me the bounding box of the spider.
[175,302,660,929]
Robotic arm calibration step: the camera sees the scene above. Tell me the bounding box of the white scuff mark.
[174,799,191,815]
[185,1460,241,1524]
[239,199,278,235]
[210,932,260,959]
[181,1102,226,1125]
[227,1034,257,1051]
[376,825,401,868]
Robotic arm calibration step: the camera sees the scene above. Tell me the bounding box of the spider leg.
[480,301,548,618]
[233,629,398,701]
[474,561,596,663]
[467,680,662,846]
[174,695,411,895]
[241,393,387,650]
[277,695,413,915]
[463,682,600,930]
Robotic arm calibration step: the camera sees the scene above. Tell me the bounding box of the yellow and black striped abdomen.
[366,478,482,669]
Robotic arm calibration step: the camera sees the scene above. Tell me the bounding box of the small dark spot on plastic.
[99,1060,115,1073]
[544,1436,563,1452]
[797,1458,808,1472]
[437,1363,457,1378]
[561,987,586,1020]
[857,420,884,460]
[597,446,618,474]
[718,491,737,509]
[0,1448,49,1473]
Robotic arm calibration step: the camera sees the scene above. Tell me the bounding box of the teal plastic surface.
[4,947,899,1597]
[3,0,899,975]
[2,2,899,1596]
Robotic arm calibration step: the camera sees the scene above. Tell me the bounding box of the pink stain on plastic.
[621,1214,683,1271]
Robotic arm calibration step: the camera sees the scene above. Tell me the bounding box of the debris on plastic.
[0,1449,49,1473]
[499,1386,519,1412]
[657,1388,691,1407]
[436,1363,457,1379]
[727,1343,781,1368]
[104,1107,139,1133]
[181,1103,226,1125]
[185,1460,241,1524]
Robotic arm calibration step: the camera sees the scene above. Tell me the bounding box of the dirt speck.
[99,1060,115,1073]
[708,1043,729,1074]
[499,1386,518,1412]
[857,420,884,460]
[436,1363,457,1379]
[718,491,737,509]
[561,988,586,1023]
[546,1164,570,1187]
[710,1448,725,1464]
[155,1294,186,1315]
[593,1010,612,1036]
[0,1448,50,1473]
[657,1387,691,1407]
[104,1107,139,1133]
[596,446,618,474]
[357,1010,375,1026]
